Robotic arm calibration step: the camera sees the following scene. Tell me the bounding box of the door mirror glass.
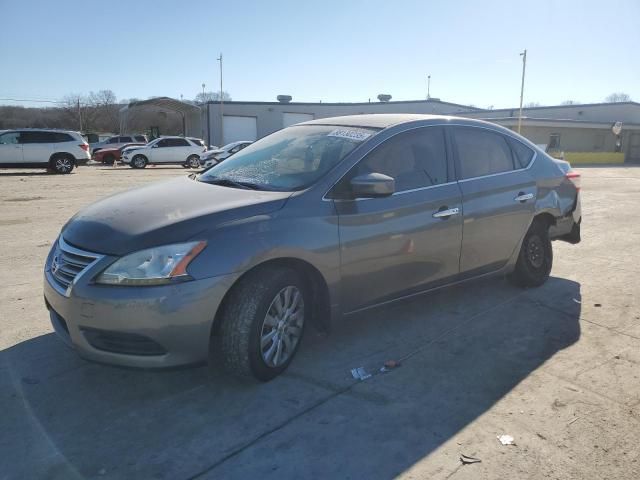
[350,173,395,198]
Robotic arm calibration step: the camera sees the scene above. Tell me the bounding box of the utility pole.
[518,49,527,134]
[201,83,205,100]
[217,53,224,145]
[427,75,431,99]
[77,98,83,132]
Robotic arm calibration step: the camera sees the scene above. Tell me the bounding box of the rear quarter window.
[507,137,535,168]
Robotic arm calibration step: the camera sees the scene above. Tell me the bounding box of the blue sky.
[1,0,638,108]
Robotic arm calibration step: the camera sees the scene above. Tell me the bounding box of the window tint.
[351,127,448,192]
[134,135,146,142]
[0,132,20,145]
[20,131,49,143]
[156,139,169,147]
[453,128,515,179]
[507,138,534,168]
[107,137,119,144]
[119,136,133,143]
[167,138,189,147]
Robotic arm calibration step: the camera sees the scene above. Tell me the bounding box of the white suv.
[0,129,90,174]
[121,136,206,169]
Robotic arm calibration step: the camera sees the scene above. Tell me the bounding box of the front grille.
[48,237,101,296]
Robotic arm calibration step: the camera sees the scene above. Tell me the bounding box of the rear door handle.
[433,207,460,219]
[514,193,534,202]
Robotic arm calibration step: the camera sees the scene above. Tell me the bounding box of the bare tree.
[195,91,232,103]
[88,89,119,132]
[605,92,632,103]
[560,100,580,105]
[524,101,542,108]
[60,94,96,131]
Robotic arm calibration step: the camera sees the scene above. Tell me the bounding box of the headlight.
[95,241,206,286]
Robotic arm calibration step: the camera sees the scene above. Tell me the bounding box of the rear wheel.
[186,155,200,169]
[217,267,307,381]
[132,155,147,169]
[50,154,74,174]
[508,218,553,287]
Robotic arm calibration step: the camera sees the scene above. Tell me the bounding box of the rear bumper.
[43,249,239,368]
[550,192,582,244]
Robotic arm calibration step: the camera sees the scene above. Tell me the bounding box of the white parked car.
[200,141,252,168]
[0,129,90,174]
[121,136,206,169]
[90,134,148,155]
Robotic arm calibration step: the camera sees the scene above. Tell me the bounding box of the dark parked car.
[44,114,581,380]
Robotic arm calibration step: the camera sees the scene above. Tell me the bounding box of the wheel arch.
[210,257,332,339]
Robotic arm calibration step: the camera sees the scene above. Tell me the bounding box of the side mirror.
[152,144,159,148]
[350,173,395,198]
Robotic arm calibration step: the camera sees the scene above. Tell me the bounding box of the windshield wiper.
[199,176,262,190]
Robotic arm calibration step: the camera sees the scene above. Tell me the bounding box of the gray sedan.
[44,114,581,380]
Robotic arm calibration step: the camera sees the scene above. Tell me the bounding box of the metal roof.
[119,97,201,114]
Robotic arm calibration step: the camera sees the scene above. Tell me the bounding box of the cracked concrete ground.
[1,164,639,479]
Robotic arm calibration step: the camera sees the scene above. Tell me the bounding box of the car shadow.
[1,276,580,479]
[0,170,59,176]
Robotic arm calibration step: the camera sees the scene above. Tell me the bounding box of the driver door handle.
[433,207,460,219]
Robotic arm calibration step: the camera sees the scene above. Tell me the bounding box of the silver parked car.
[44,114,581,380]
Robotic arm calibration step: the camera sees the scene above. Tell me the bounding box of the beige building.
[122,98,640,163]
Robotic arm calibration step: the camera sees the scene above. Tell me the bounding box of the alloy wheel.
[260,286,305,368]
[55,157,73,173]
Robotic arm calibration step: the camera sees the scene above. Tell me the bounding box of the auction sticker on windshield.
[328,128,372,142]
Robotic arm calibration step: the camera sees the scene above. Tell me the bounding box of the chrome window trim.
[322,122,537,201]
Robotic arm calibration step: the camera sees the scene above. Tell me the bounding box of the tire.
[103,154,115,165]
[186,155,200,169]
[217,267,308,381]
[132,155,147,169]
[508,218,553,287]
[50,154,74,174]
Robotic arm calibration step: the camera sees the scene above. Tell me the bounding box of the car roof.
[4,128,79,134]
[299,113,497,130]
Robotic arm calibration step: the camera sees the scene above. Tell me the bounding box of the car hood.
[62,176,291,256]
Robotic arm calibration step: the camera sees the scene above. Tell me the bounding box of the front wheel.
[217,267,307,381]
[508,219,553,287]
[131,155,147,169]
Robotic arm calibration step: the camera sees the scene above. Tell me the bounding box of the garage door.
[223,116,257,145]
[283,113,314,128]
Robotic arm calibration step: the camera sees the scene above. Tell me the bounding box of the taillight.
[80,144,89,152]
[566,171,581,191]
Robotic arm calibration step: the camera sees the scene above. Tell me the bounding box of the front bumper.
[43,241,238,368]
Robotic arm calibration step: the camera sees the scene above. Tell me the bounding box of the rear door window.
[20,131,53,143]
[452,127,515,179]
[168,138,189,147]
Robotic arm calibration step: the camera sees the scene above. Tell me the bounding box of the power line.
[0,97,64,104]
